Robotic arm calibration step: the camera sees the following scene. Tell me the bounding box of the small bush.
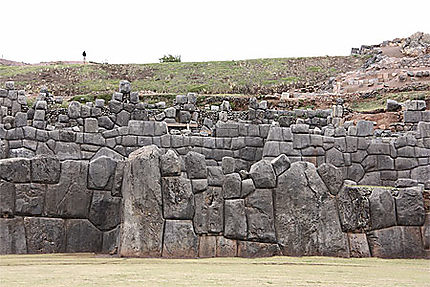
[159,54,181,63]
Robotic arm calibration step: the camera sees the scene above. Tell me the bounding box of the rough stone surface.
[24,217,65,253]
[160,149,181,176]
[394,187,425,226]
[0,180,15,216]
[31,156,60,183]
[185,151,207,179]
[270,154,290,176]
[15,183,45,215]
[224,199,247,240]
[162,177,194,219]
[368,187,396,230]
[0,217,27,254]
[193,187,223,234]
[274,162,348,256]
[317,163,343,195]
[88,191,121,231]
[249,160,276,188]
[45,160,91,218]
[119,146,164,257]
[223,173,241,199]
[162,220,198,258]
[216,236,237,257]
[0,158,30,183]
[245,189,276,243]
[337,185,371,232]
[66,219,102,253]
[348,233,370,257]
[237,241,281,258]
[198,235,217,258]
[367,226,425,258]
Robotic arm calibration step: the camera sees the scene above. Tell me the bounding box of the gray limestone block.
[162,177,194,219]
[15,183,45,216]
[216,236,237,257]
[237,241,281,258]
[224,199,247,240]
[88,191,121,231]
[368,187,397,230]
[14,112,27,127]
[395,157,418,170]
[241,178,255,198]
[88,156,117,190]
[0,217,27,254]
[223,173,241,199]
[347,163,365,183]
[356,120,374,137]
[33,109,45,121]
[121,135,137,146]
[411,165,430,183]
[377,155,394,170]
[394,187,425,226]
[207,166,224,186]
[154,122,168,136]
[113,92,123,101]
[417,122,430,138]
[162,220,198,258]
[193,186,223,234]
[65,219,102,253]
[198,235,216,258]
[45,160,91,218]
[267,126,282,141]
[84,133,105,146]
[31,156,60,184]
[249,160,276,189]
[81,105,91,118]
[366,226,425,258]
[91,107,102,117]
[270,154,290,176]
[221,156,235,174]
[0,158,31,183]
[137,136,152,146]
[142,121,155,136]
[109,100,123,114]
[191,179,208,193]
[317,163,343,196]
[245,189,276,243]
[397,146,415,157]
[119,146,163,257]
[348,233,370,258]
[185,151,207,179]
[68,101,81,118]
[263,141,280,157]
[291,123,309,134]
[337,185,371,232]
[84,118,98,133]
[0,180,15,216]
[24,217,65,253]
[325,148,344,167]
[160,149,181,176]
[292,133,310,149]
[395,178,418,188]
[368,141,391,155]
[279,142,300,156]
[175,94,188,105]
[116,110,130,126]
[95,98,105,107]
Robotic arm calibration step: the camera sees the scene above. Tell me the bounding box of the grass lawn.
[0,254,429,287]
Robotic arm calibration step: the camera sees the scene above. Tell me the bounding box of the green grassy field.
[0,56,365,99]
[0,254,429,287]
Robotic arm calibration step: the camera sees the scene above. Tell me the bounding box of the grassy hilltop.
[0,56,365,101]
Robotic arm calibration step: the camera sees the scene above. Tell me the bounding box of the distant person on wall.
[82,51,87,64]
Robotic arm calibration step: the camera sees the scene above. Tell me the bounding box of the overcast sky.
[1,0,429,64]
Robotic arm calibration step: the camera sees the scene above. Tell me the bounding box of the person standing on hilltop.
[82,51,87,64]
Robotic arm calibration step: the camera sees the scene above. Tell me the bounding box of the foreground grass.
[0,254,429,287]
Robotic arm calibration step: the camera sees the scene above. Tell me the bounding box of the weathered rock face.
[337,185,371,232]
[66,219,102,253]
[119,145,164,257]
[274,161,348,256]
[161,177,194,219]
[0,217,27,254]
[45,160,91,218]
[317,163,343,195]
[368,187,396,230]
[162,220,198,258]
[0,180,15,217]
[394,186,425,226]
[24,217,65,254]
[88,191,121,231]
[88,156,117,190]
[245,189,276,243]
[367,226,425,258]
[249,160,276,188]
[193,186,223,234]
[224,199,247,240]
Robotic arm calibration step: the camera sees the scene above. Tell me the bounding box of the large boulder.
[366,226,425,258]
[317,163,343,195]
[337,185,371,232]
[65,219,102,253]
[161,177,194,219]
[87,156,117,190]
[0,180,15,217]
[119,146,164,257]
[224,199,247,240]
[162,220,198,258]
[249,160,276,188]
[394,187,425,226]
[31,156,61,183]
[245,189,276,243]
[45,160,92,218]
[185,151,207,179]
[88,191,121,231]
[24,217,65,253]
[160,149,181,176]
[274,162,348,256]
[368,187,396,230]
[15,183,45,216]
[193,186,223,234]
[0,158,31,183]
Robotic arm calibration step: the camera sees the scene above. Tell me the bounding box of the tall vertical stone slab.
[0,217,27,254]
[119,145,164,257]
[274,161,348,256]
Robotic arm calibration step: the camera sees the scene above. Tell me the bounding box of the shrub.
[159,54,181,63]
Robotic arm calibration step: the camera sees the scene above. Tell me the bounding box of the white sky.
[1,0,429,64]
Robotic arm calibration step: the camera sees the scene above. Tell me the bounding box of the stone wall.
[1,80,429,258]
[1,146,427,258]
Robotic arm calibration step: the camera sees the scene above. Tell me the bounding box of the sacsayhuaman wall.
[0,81,429,258]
